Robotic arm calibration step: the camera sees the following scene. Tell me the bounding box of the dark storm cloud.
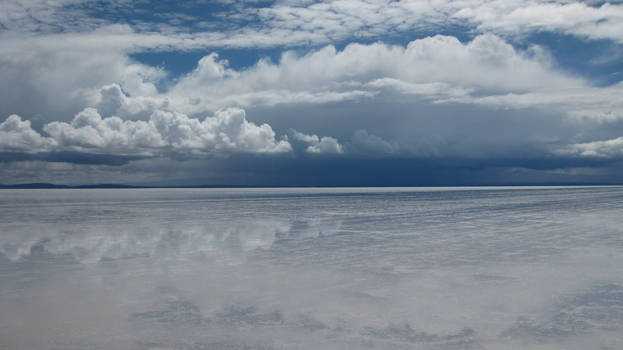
[0,152,144,166]
[152,155,618,187]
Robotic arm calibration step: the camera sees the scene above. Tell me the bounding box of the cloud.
[43,108,165,156]
[168,34,583,115]
[257,1,623,46]
[147,108,291,155]
[367,78,472,101]
[0,1,622,185]
[96,83,163,120]
[1,107,291,157]
[292,130,344,154]
[7,30,620,157]
[346,130,397,156]
[0,32,620,176]
[558,137,623,158]
[2,0,623,62]
[0,115,56,153]
[453,81,623,121]
[0,36,165,125]
[454,1,623,44]
[0,31,607,124]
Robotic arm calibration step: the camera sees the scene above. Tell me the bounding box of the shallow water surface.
[1,187,622,349]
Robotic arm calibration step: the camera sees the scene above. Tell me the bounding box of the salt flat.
[1,187,622,349]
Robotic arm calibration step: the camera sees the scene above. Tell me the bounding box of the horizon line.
[1,182,623,189]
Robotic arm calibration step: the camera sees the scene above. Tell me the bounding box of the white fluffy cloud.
[0,115,56,153]
[147,108,291,154]
[292,130,344,154]
[43,108,164,156]
[168,34,584,115]
[1,108,291,156]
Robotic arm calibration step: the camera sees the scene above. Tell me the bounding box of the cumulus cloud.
[292,130,344,154]
[148,108,291,154]
[155,33,623,128]
[1,108,291,157]
[0,115,56,153]
[43,108,165,156]
[0,31,611,125]
[96,84,163,120]
[168,34,583,115]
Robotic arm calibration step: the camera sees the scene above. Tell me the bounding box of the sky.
[1,0,623,186]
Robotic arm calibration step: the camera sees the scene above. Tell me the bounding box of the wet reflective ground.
[1,187,622,349]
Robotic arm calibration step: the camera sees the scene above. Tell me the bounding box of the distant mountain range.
[0,183,145,189]
[0,183,278,189]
